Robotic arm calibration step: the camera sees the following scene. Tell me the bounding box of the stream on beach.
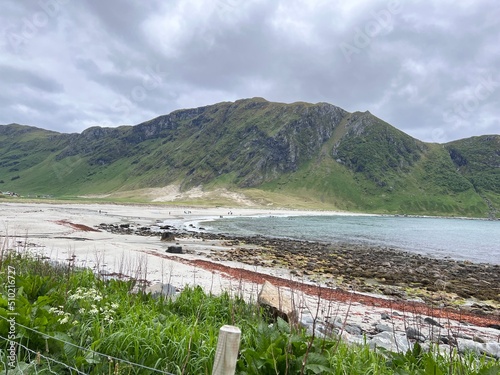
[202,215,500,265]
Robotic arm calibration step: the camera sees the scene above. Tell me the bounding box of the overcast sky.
[1,0,499,142]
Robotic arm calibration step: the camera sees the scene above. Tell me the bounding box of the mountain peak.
[234,97,269,104]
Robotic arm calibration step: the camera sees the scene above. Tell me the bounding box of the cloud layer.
[1,0,499,141]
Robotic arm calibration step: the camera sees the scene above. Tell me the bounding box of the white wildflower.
[89,304,99,314]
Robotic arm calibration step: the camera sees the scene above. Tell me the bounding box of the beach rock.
[331,318,344,330]
[299,310,315,325]
[258,281,296,323]
[161,232,176,241]
[299,310,327,338]
[340,332,365,346]
[144,283,177,298]
[457,339,500,359]
[369,331,412,353]
[406,327,426,342]
[381,313,391,320]
[458,339,480,355]
[166,246,183,254]
[484,343,500,359]
[344,324,363,336]
[455,333,473,340]
[375,324,393,333]
[472,335,486,344]
[382,287,405,298]
[424,317,444,328]
[436,335,457,346]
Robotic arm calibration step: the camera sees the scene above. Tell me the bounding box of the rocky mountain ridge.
[1,98,499,217]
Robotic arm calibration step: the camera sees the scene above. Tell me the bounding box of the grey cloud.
[77,0,158,47]
[0,64,63,93]
[0,0,498,142]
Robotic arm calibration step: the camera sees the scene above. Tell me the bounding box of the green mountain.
[1,98,499,217]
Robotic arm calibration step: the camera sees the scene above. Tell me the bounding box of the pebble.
[406,327,426,343]
[381,312,391,320]
[424,317,444,328]
[375,323,393,333]
[369,331,412,353]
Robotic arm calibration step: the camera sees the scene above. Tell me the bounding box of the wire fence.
[0,315,176,375]
[0,333,87,375]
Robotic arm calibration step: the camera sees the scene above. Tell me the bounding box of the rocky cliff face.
[333,112,426,187]
[50,99,349,188]
[227,102,347,186]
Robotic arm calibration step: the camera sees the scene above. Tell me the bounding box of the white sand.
[1,202,498,344]
[0,202,343,293]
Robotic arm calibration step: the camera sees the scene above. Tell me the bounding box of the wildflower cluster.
[67,287,118,325]
[68,287,104,303]
[88,302,117,324]
[48,306,74,325]
[48,287,118,328]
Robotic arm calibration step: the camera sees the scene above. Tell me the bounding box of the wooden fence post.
[212,325,241,375]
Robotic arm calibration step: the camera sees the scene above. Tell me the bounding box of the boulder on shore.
[258,281,297,323]
[145,283,177,298]
[166,246,183,254]
[161,232,176,241]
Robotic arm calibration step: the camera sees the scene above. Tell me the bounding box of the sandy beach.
[1,202,499,352]
[0,202,345,296]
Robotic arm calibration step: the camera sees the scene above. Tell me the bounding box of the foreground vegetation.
[0,248,498,374]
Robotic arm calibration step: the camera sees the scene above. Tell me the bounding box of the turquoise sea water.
[203,215,500,265]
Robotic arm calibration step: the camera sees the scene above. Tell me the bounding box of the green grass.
[0,246,498,374]
[257,150,489,217]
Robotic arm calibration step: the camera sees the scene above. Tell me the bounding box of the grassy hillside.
[445,135,500,217]
[1,98,499,217]
[259,112,491,216]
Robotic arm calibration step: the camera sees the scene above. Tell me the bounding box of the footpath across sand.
[1,202,499,351]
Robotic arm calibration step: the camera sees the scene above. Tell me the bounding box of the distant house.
[1,191,20,197]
